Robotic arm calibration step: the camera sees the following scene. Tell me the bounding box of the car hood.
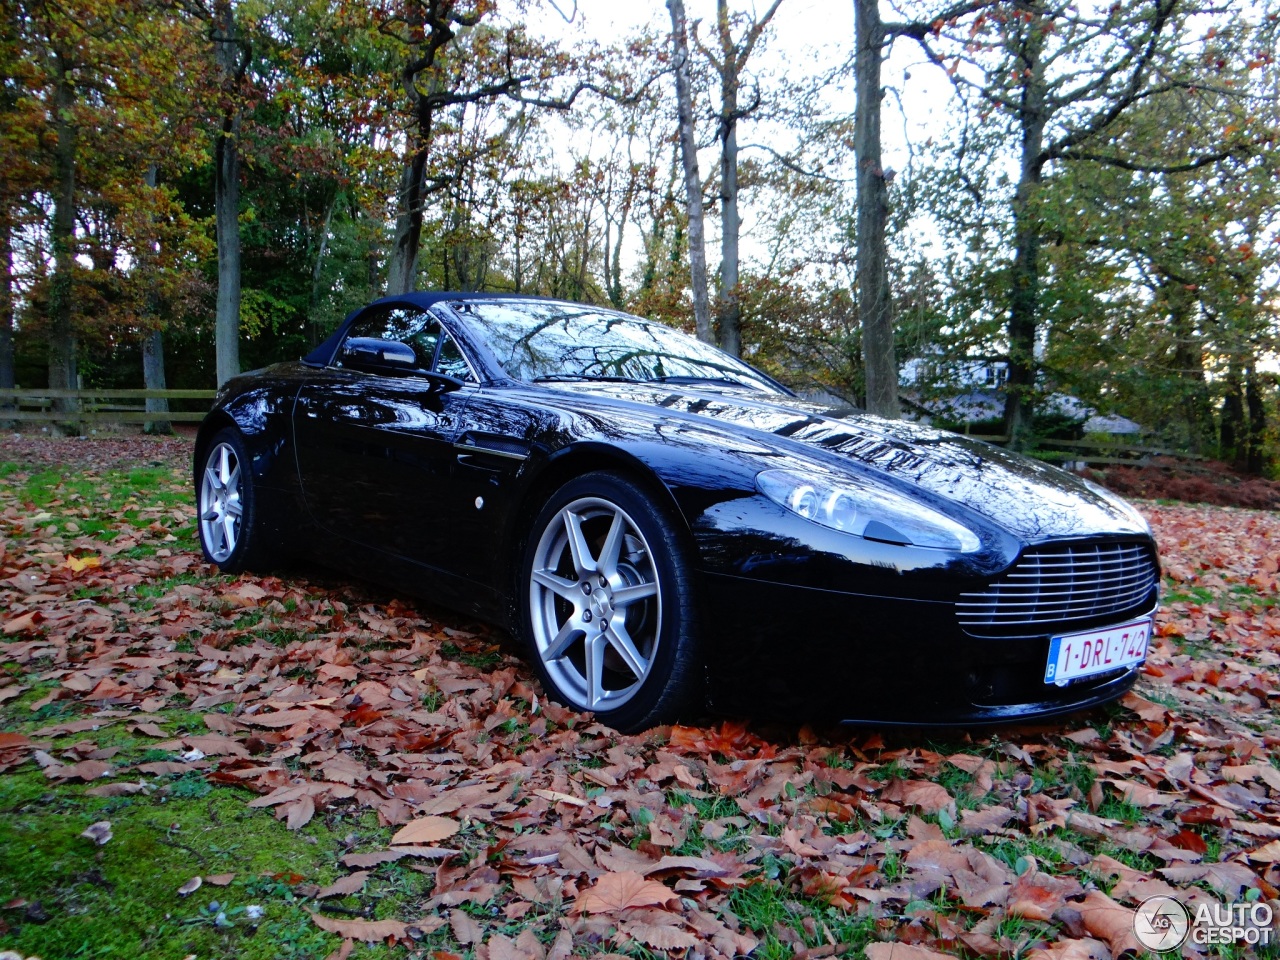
[538,381,1150,542]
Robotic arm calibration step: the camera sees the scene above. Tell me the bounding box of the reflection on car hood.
[544,381,1149,541]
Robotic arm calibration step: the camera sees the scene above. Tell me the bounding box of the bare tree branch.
[738,142,856,183]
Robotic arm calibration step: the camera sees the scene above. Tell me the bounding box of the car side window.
[436,334,471,381]
[341,307,440,372]
[338,305,476,382]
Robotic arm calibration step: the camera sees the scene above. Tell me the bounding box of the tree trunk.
[609,208,628,308]
[854,0,899,418]
[705,0,781,355]
[1003,15,1048,451]
[140,163,171,435]
[142,329,171,435]
[308,191,337,346]
[513,222,524,294]
[449,203,486,292]
[667,0,713,344]
[1220,373,1243,467]
[716,1,742,357]
[717,93,742,356]
[0,209,14,424]
[602,178,631,310]
[49,60,80,432]
[602,215,616,304]
[386,150,427,295]
[1163,278,1213,453]
[1244,366,1265,476]
[362,130,381,297]
[214,0,242,387]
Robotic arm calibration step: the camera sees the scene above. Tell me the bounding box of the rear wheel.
[521,472,700,732]
[197,428,275,573]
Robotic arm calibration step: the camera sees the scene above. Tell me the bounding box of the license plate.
[1045,618,1151,685]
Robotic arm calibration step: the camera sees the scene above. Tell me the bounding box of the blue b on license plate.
[1044,618,1151,685]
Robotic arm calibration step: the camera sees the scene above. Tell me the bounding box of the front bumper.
[699,570,1151,726]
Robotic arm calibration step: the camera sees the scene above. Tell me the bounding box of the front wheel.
[197,428,276,573]
[521,472,701,733]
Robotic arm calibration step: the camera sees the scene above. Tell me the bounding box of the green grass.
[728,871,879,960]
[420,689,445,712]
[663,791,750,855]
[0,665,440,960]
[439,640,504,670]
[1061,754,1096,795]
[1097,795,1144,826]
[933,761,993,811]
[0,697,474,959]
[985,835,1073,873]
[864,759,911,783]
[2,464,196,560]
[0,766,347,958]
[1165,579,1280,616]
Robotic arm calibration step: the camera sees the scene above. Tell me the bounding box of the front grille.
[958,542,1157,637]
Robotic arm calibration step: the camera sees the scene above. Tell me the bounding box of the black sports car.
[195,293,1159,732]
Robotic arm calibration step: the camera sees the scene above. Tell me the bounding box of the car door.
[293,303,477,571]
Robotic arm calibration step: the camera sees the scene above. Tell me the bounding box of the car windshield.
[457,300,787,394]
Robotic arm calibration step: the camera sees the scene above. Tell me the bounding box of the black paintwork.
[198,293,1159,725]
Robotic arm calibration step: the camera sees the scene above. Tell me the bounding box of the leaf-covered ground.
[1,435,1278,960]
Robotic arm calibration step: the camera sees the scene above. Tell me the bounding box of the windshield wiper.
[651,375,751,389]
[530,374,642,384]
[532,373,754,390]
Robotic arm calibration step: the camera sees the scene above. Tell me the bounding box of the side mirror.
[340,337,419,372]
[338,337,466,393]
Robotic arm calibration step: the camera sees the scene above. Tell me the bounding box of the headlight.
[756,468,981,553]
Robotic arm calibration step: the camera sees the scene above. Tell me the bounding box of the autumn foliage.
[1,436,1279,957]
[1097,460,1280,511]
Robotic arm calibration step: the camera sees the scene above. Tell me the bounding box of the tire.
[520,471,701,733]
[196,427,276,573]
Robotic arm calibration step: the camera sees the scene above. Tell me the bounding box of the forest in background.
[1,0,1277,469]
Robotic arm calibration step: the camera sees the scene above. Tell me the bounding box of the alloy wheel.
[200,441,243,564]
[528,496,662,711]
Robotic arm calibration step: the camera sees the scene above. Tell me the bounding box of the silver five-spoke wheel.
[528,495,662,712]
[199,441,243,564]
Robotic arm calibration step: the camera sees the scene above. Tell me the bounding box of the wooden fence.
[967,433,1202,467]
[1032,437,1204,467]
[0,388,216,425]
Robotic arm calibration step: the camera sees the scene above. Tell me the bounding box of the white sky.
[530,0,962,272]
[537,0,957,160]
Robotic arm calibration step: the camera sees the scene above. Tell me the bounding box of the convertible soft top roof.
[302,291,551,367]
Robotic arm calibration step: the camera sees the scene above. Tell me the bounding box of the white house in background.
[899,353,1008,393]
[899,353,1142,435]
[1082,413,1141,435]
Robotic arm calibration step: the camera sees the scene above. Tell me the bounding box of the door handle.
[452,435,530,462]
[455,452,504,472]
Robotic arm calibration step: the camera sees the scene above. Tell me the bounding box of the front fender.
[194,367,307,545]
